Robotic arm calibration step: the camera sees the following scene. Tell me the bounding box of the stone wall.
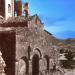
[14,18,54,75]
[0,15,59,75]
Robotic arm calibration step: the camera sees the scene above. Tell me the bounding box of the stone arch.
[44,55,49,72]
[30,48,42,59]
[18,56,29,75]
[34,48,42,58]
[32,54,39,75]
[21,56,29,74]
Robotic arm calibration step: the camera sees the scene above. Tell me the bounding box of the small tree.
[64,50,74,60]
[63,50,75,68]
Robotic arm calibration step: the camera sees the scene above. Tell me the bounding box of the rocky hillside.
[63,38,75,46]
[44,30,62,45]
[57,38,75,53]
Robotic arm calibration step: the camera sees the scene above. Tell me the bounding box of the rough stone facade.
[0,15,60,75]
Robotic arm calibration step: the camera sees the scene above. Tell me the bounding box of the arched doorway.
[18,59,26,75]
[21,56,29,74]
[18,56,29,75]
[32,54,39,75]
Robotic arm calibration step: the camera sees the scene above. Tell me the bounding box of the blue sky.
[22,0,75,39]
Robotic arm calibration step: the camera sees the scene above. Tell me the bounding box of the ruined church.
[0,0,60,75]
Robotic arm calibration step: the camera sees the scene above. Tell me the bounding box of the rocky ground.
[49,68,75,75]
[64,69,75,75]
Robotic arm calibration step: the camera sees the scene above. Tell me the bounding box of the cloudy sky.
[22,0,75,39]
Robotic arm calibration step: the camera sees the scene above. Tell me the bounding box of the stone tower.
[5,0,14,19]
[0,0,14,19]
[14,0,22,16]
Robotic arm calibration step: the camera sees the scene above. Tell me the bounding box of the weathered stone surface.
[0,15,61,75]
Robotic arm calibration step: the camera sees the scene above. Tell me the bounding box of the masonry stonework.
[0,15,60,75]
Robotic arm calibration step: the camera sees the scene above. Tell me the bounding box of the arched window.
[28,46,31,60]
[44,55,49,72]
[8,4,11,13]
